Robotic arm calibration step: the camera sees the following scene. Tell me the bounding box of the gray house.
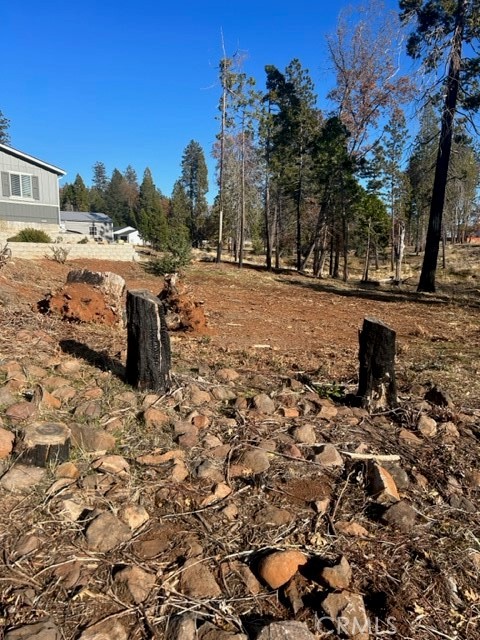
[60,211,114,242]
[0,143,66,231]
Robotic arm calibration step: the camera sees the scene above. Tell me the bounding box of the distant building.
[60,211,113,242]
[0,143,66,233]
[113,225,145,245]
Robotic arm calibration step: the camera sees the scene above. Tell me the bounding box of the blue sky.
[2,0,403,200]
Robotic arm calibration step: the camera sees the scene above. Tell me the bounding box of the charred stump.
[357,317,397,412]
[20,422,71,467]
[125,290,171,392]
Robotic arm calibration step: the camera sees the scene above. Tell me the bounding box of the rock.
[0,464,46,493]
[0,427,14,458]
[203,434,223,449]
[216,368,240,382]
[78,619,128,640]
[292,424,316,444]
[143,407,171,428]
[313,498,330,515]
[198,623,247,640]
[449,494,476,512]
[91,454,130,475]
[221,504,239,520]
[230,448,270,476]
[137,449,185,465]
[5,619,61,640]
[211,386,237,401]
[320,555,352,590]
[282,443,303,458]
[254,505,293,527]
[258,550,307,589]
[425,385,454,408]
[196,460,224,483]
[114,565,156,603]
[466,469,480,490]
[82,386,104,400]
[317,401,338,420]
[417,415,437,437]
[69,423,116,452]
[42,376,69,392]
[399,428,423,446]
[176,423,199,448]
[440,421,460,441]
[382,463,410,491]
[189,385,212,405]
[171,460,189,482]
[335,521,371,538]
[165,613,197,640]
[180,558,222,598]
[227,560,262,595]
[5,401,37,423]
[322,591,369,640]
[192,414,210,429]
[382,500,417,532]
[13,533,41,558]
[56,359,82,375]
[314,444,343,468]
[59,499,87,522]
[280,407,300,418]
[74,400,102,419]
[200,482,232,506]
[51,385,77,403]
[120,504,150,530]
[256,621,316,640]
[85,512,132,552]
[54,461,80,479]
[367,462,400,504]
[253,393,275,415]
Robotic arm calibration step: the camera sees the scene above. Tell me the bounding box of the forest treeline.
[5,1,480,292]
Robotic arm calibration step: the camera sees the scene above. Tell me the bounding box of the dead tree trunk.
[20,422,71,467]
[125,290,171,392]
[357,317,397,412]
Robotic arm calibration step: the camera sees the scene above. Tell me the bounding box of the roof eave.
[0,143,66,176]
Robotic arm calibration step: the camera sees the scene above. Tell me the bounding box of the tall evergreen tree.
[60,174,89,211]
[137,168,168,249]
[400,0,480,291]
[0,110,10,145]
[181,140,209,247]
[90,161,108,212]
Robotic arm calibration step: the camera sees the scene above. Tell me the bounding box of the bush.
[147,231,192,275]
[8,228,52,243]
[78,237,89,244]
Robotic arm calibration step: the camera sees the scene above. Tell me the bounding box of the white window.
[10,173,33,198]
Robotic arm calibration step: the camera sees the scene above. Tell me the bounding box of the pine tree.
[0,110,10,145]
[180,140,209,247]
[105,169,130,225]
[400,0,480,291]
[90,161,109,212]
[137,168,168,249]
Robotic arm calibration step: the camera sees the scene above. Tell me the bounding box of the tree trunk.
[20,422,71,467]
[362,218,372,282]
[239,116,246,269]
[125,290,171,393]
[417,0,466,292]
[393,220,405,285]
[357,317,398,412]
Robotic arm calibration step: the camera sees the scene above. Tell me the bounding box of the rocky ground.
[0,255,479,640]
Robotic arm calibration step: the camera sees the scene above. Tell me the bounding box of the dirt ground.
[2,253,478,407]
[0,252,479,640]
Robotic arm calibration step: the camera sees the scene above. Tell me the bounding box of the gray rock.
[180,558,222,598]
[0,464,46,493]
[78,619,128,640]
[382,500,417,532]
[114,565,156,603]
[292,424,316,444]
[314,444,343,468]
[85,511,132,551]
[69,423,115,452]
[322,591,369,639]
[253,393,276,415]
[5,619,60,640]
[165,613,197,640]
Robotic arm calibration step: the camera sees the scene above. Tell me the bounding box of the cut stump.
[20,422,71,467]
[357,317,397,412]
[125,290,171,393]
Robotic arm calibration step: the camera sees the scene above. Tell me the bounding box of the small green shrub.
[8,228,52,243]
[147,232,192,275]
[78,237,89,244]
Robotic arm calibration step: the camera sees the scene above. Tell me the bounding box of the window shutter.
[32,175,40,200]
[1,172,10,197]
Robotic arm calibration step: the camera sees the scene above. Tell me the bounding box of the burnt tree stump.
[125,289,171,392]
[357,317,398,412]
[20,422,71,467]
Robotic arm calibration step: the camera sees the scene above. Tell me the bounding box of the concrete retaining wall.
[3,242,137,261]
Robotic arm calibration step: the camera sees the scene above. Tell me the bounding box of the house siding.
[0,148,62,228]
[63,220,113,241]
[0,201,59,224]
